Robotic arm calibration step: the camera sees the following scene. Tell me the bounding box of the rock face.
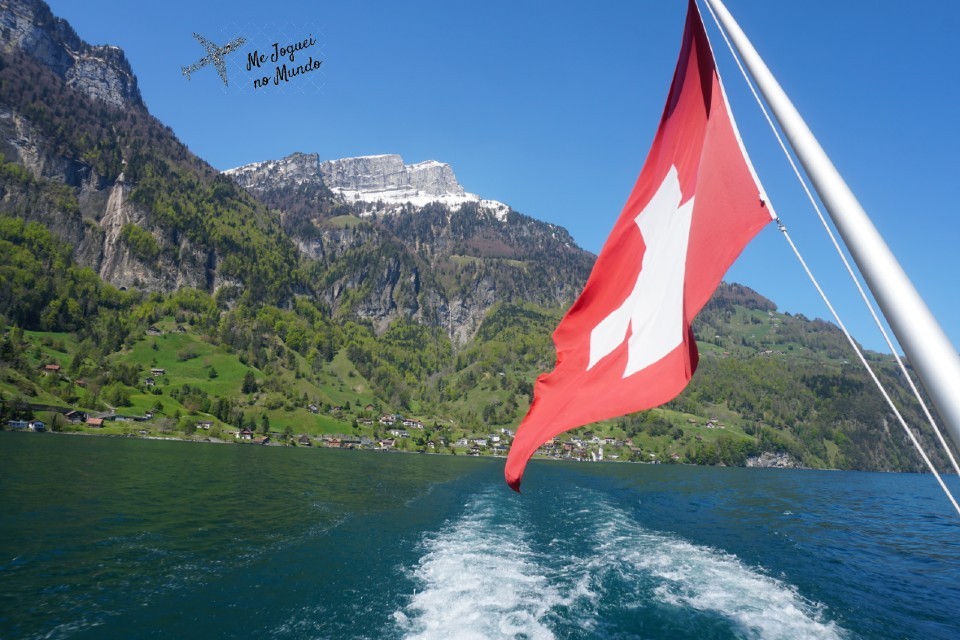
[745,452,805,469]
[225,152,325,192]
[226,153,465,197]
[0,0,142,109]
[319,154,464,198]
[228,152,509,217]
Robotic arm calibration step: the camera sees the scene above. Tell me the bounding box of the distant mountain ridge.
[227,152,511,218]
[226,151,593,341]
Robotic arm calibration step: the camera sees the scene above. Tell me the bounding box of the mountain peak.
[224,152,322,192]
[320,154,462,197]
[226,152,511,219]
[0,0,143,109]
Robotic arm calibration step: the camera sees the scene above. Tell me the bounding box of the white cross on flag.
[505,0,774,491]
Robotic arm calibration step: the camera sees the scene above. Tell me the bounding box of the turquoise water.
[2,432,959,639]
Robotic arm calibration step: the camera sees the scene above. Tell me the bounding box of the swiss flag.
[505,0,773,491]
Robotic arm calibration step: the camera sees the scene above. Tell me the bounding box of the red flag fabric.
[504,0,773,492]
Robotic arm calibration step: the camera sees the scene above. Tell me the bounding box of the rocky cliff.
[225,152,326,193]
[319,154,465,200]
[0,0,142,109]
[228,152,510,217]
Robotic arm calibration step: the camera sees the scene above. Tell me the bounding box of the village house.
[252,436,270,445]
[42,364,61,375]
[146,326,162,336]
[380,438,395,449]
[402,419,424,429]
[298,434,312,446]
[238,428,253,440]
[64,410,87,424]
[150,368,165,376]
[144,377,155,387]
[389,429,410,438]
[307,404,319,414]
[86,417,104,428]
[7,420,30,430]
[196,421,213,430]
[325,437,342,448]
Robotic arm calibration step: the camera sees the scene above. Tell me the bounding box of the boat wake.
[393,491,572,639]
[393,488,847,639]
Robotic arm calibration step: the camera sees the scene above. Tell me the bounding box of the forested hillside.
[1,215,952,472]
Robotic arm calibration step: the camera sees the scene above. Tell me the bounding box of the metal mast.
[703,0,960,452]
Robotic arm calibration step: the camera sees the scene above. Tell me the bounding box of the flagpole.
[703,0,960,455]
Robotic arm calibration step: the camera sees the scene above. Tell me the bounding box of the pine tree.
[241,370,257,394]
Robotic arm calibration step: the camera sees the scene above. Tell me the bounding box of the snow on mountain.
[225,152,511,220]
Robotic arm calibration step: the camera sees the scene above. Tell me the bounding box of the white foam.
[395,491,845,640]
[588,503,847,640]
[394,492,587,640]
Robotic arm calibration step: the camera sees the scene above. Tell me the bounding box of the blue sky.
[46,0,960,355]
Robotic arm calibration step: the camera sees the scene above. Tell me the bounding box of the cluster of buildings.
[5,409,156,432]
[535,435,639,462]
[6,419,47,432]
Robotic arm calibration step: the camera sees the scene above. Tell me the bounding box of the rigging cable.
[775,219,960,515]
[702,0,960,513]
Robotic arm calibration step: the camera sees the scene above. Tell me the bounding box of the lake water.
[2,432,959,639]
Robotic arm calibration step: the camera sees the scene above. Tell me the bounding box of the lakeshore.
[2,424,809,470]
